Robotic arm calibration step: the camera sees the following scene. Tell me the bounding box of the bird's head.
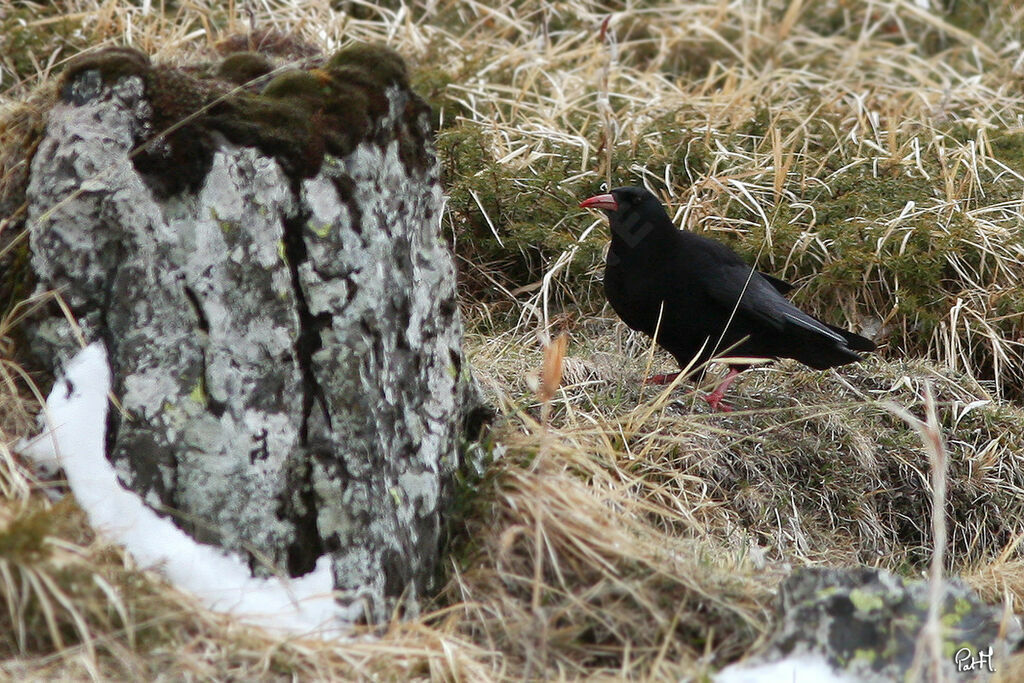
[578,185,658,216]
[580,186,670,252]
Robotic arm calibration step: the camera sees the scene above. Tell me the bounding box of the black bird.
[580,185,875,411]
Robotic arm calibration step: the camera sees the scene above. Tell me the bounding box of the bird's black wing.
[674,230,848,344]
[759,272,794,295]
[705,262,848,344]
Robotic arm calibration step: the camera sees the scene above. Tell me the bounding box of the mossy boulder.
[24,42,481,625]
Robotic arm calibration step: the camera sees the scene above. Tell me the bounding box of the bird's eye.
[599,182,608,192]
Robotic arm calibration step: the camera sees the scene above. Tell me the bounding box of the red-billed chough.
[580,185,875,411]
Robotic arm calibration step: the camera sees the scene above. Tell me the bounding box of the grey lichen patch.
[27,41,478,624]
[293,127,462,618]
[754,566,1020,681]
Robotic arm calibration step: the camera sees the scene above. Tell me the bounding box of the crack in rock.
[25,46,479,623]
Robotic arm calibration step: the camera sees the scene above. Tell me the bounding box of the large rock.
[25,45,478,623]
[718,566,1021,682]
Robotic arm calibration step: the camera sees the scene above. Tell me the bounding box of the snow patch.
[18,342,352,637]
[715,655,856,683]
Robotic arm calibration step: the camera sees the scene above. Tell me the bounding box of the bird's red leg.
[703,368,742,412]
[644,371,680,385]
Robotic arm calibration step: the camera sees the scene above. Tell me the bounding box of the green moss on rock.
[261,70,328,99]
[327,44,410,89]
[60,47,152,100]
[217,52,275,85]
[53,42,430,190]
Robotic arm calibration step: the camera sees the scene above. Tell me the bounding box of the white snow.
[715,655,857,683]
[17,342,351,637]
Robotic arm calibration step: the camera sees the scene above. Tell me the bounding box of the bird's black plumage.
[581,186,874,407]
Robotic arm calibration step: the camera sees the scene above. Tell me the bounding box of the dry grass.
[3,0,1024,679]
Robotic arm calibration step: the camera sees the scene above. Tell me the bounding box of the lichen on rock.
[731,566,1023,681]
[25,44,480,623]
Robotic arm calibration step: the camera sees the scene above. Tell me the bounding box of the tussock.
[3,0,1024,679]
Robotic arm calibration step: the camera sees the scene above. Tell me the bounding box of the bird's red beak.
[579,193,618,211]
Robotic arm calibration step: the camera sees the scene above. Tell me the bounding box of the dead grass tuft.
[442,424,770,677]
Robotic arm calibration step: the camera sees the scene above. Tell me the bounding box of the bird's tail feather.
[822,321,876,352]
[783,317,876,370]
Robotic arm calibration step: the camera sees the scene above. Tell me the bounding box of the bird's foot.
[702,393,734,413]
[644,372,680,385]
[703,368,742,412]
